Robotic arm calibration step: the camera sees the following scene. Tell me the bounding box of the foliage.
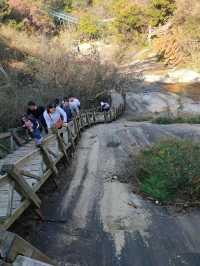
[79,13,102,40]
[147,0,176,27]
[6,0,55,33]
[113,1,147,42]
[0,25,117,130]
[0,0,11,22]
[7,19,25,30]
[44,0,73,12]
[137,139,200,202]
[153,115,200,124]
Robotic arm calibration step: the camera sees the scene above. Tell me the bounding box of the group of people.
[22,96,110,146]
[22,96,81,146]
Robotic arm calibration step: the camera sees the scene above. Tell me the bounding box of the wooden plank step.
[0,231,56,265]
[13,256,54,266]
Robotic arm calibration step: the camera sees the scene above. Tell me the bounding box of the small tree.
[79,13,102,40]
[44,0,73,11]
[0,0,11,22]
[113,2,147,41]
[147,0,176,27]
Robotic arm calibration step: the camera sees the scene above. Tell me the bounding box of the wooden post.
[117,107,119,117]
[40,144,58,188]
[0,230,57,265]
[80,114,84,128]
[7,181,14,217]
[113,108,117,120]
[10,135,14,152]
[56,130,70,165]
[109,110,112,122]
[2,165,41,209]
[10,130,23,147]
[93,111,96,124]
[73,116,78,138]
[76,116,81,138]
[67,126,75,153]
[119,105,121,116]
[103,111,106,122]
[86,113,91,127]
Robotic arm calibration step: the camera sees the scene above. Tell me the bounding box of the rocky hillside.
[1,0,200,130]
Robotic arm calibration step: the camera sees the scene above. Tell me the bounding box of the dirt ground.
[12,85,200,266]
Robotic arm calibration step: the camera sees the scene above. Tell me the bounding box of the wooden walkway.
[0,230,56,265]
[0,97,125,230]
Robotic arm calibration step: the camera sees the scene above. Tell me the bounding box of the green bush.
[147,0,176,27]
[113,3,146,41]
[79,13,102,40]
[7,19,25,31]
[45,0,72,11]
[137,139,200,202]
[0,0,11,22]
[153,116,200,124]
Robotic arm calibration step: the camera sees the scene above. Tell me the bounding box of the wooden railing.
[0,93,125,231]
[0,128,30,159]
[0,230,56,265]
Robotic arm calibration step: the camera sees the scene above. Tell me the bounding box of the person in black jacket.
[27,101,48,134]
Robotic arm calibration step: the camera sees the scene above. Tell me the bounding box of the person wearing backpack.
[100,101,110,112]
[21,114,43,146]
[27,101,48,134]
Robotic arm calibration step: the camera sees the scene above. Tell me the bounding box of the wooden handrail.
[0,132,11,140]
[0,91,126,231]
[0,91,126,266]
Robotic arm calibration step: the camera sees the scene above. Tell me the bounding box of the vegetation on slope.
[0,25,116,130]
[1,0,200,131]
[137,139,200,202]
[153,116,200,125]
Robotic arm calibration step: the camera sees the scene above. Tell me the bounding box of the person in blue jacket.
[22,114,43,146]
[62,97,73,122]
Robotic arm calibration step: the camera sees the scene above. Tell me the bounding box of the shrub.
[0,26,117,130]
[113,2,147,42]
[0,0,11,22]
[79,13,102,40]
[7,0,55,34]
[147,0,176,27]
[137,139,200,202]
[153,116,200,124]
[44,0,73,12]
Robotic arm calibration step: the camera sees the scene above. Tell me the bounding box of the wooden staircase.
[0,230,56,265]
[0,91,126,266]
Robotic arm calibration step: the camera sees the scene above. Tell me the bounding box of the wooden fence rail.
[0,230,56,265]
[0,128,31,159]
[0,94,125,231]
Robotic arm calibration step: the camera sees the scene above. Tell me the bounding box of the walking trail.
[21,87,200,266]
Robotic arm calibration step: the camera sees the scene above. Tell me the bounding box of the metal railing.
[49,9,79,24]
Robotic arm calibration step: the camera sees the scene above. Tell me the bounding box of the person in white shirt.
[100,101,110,112]
[69,96,80,115]
[54,98,67,123]
[73,98,80,109]
[43,103,65,130]
[56,105,67,123]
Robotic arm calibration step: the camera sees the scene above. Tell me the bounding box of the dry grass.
[0,25,117,131]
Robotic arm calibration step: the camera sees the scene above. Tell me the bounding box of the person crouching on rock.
[22,114,43,146]
[100,101,110,112]
[43,103,64,132]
